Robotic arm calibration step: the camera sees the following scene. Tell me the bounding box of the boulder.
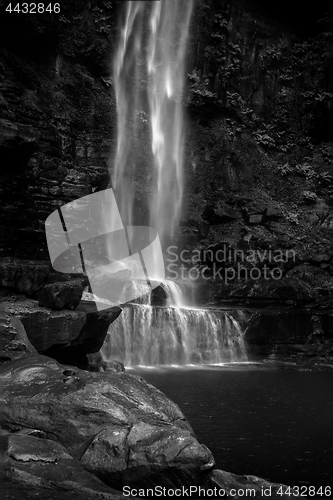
[38,280,85,310]
[1,298,121,369]
[2,355,215,489]
[40,303,122,369]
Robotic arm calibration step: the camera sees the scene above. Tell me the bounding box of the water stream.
[112,0,193,245]
[102,281,248,367]
[103,0,247,367]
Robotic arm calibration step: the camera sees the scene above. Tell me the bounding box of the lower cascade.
[101,282,247,367]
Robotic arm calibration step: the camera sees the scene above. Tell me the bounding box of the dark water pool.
[131,365,333,488]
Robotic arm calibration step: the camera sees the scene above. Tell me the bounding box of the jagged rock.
[0,308,37,364]
[150,284,169,306]
[1,298,121,369]
[38,280,85,310]
[29,303,121,369]
[2,355,215,489]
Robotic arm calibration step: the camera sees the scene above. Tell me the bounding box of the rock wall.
[1,1,332,263]
[1,1,333,326]
[0,0,117,258]
[243,309,333,365]
[179,0,333,306]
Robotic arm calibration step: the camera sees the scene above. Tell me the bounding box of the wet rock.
[38,280,85,310]
[2,355,215,489]
[151,284,169,306]
[207,469,292,499]
[5,433,126,499]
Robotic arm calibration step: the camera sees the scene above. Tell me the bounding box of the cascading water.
[112,0,192,246]
[102,0,248,367]
[103,300,248,367]
[102,278,248,367]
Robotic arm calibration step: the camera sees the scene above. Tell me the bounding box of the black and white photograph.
[1,1,333,498]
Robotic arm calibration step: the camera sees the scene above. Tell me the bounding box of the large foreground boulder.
[2,355,214,490]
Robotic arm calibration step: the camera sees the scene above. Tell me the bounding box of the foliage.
[252,123,276,149]
[277,162,293,176]
[186,69,221,110]
[202,12,241,87]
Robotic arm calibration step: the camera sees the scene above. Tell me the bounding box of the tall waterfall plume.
[112,0,193,250]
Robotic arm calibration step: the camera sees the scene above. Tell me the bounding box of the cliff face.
[181,0,333,306]
[0,0,333,306]
[0,0,118,258]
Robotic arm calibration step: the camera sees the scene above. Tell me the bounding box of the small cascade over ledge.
[102,281,248,367]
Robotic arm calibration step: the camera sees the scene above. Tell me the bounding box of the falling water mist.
[112,0,192,246]
[102,0,248,367]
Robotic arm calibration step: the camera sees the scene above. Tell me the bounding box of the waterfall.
[102,304,248,367]
[112,0,193,250]
[102,280,248,367]
[101,1,248,367]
